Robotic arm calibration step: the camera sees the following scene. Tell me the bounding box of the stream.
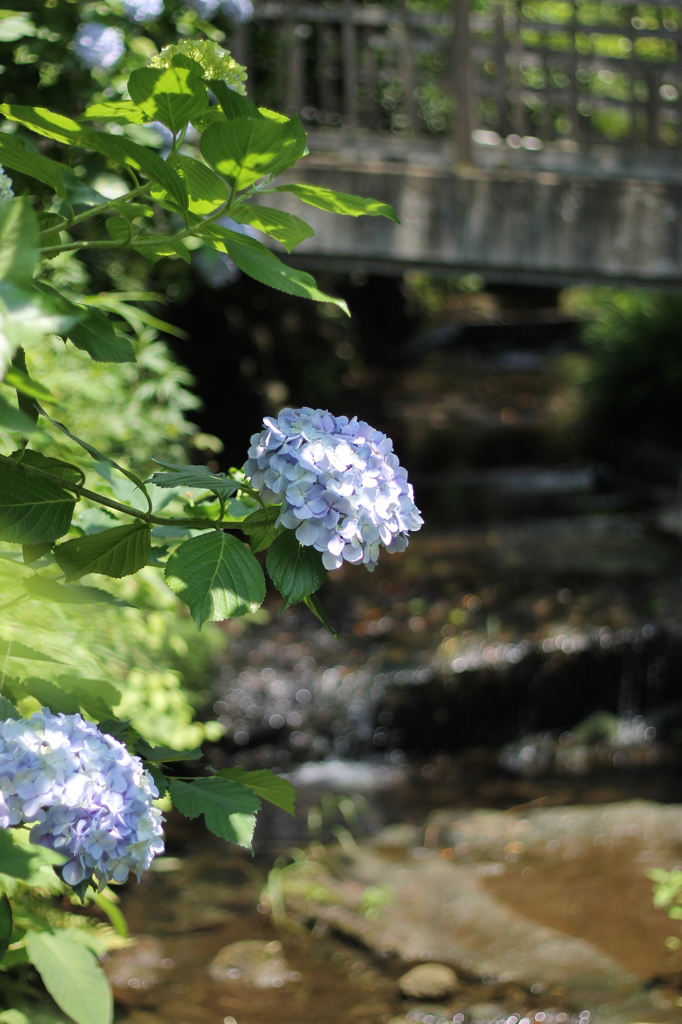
[115,316,682,1024]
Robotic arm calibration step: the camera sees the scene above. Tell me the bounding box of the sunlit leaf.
[165,531,265,627]
[23,577,129,606]
[168,777,260,850]
[128,67,207,135]
[240,506,283,553]
[230,203,313,253]
[199,117,305,189]
[216,767,296,815]
[26,931,113,1024]
[0,461,75,544]
[271,183,400,223]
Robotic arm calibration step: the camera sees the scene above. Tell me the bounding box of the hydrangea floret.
[149,40,247,93]
[72,23,126,69]
[0,710,164,888]
[244,407,423,571]
[121,0,164,21]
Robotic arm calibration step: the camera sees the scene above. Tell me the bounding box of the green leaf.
[166,155,228,215]
[0,830,64,883]
[266,530,326,609]
[0,196,39,284]
[168,777,260,850]
[165,531,265,627]
[0,638,59,662]
[13,676,81,716]
[0,1010,30,1024]
[23,576,129,606]
[271,183,400,223]
[201,227,349,313]
[199,117,305,190]
[0,105,81,144]
[0,394,38,434]
[22,542,52,564]
[4,366,54,402]
[11,449,84,486]
[81,101,149,125]
[38,212,65,248]
[241,506,283,553]
[0,134,72,197]
[303,592,340,641]
[149,464,239,498]
[67,309,135,363]
[0,461,75,544]
[208,79,261,121]
[0,895,12,963]
[216,767,296,815]
[136,741,203,762]
[105,219,191,266]
[231,204,313,253]
[79,128,187,211]
[128,67,208,135]
[26,931,113,1024]
[0,696,20,720]
[0,281,79,373]
[55,524,151,581]
[56,675,122,718]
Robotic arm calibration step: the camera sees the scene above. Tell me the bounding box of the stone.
[398,963,459,1000]
[466,1002,509,1022]
[208,938,291,988]
[103,936,169,1004]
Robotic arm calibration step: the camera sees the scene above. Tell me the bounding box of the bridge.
[232,0,682,286]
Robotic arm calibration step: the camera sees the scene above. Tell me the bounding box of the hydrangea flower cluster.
[244,407,423,571]
[0,710,164,887]
[121,0,164,21]
[186,0,253,20]
[0,166,14,203]
[72,23,126,69]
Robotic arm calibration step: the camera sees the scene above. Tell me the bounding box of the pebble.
[398,963,460,1000]
[209,939,291,988]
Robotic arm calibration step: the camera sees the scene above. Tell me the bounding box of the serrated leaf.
[0,462,75,544]
[22,542,52,564]
[55,675,122,720]
[231,204,313,252]
[14,676,81,715]
[216,767,295,815]
[149,464,239,499]
[0,196,39,285]
[54,523,151,581]
[136,741,202,762]
[200,227,349,313]
[168,777,260,850]
[11,449,83,486]
[199,117,305,190]
[0,280,78,373]
[0,394,38,434]
[0,638,58,662]
[0,829,65,883]
[105,219,191,266]
[81,101,149,125]
[79,128,187,211]
[303,592,339,640]
[165,531,265,627]
[266,530,326,609]
[241,506,283,553]
[23,576,129,606]
[271,183,400,223]
[0,132,74,197]
[38,212,64,248]
[67,309,135,363]
[166,154,228,215]
[128,67,207,135]
[0,696,20,720]
[26,931,113,1024]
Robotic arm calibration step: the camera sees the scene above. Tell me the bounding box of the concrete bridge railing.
[229,1,682,286]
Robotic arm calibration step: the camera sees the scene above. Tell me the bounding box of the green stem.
[39,183,153,239]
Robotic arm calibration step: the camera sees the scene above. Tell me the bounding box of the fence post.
[452,0,473,165]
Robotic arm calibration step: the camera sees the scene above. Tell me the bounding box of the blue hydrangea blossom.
[186,0,253,20]
[122,0,164,21]
[244,408,423,571]
[72,23,126,69]
[0,711,164,887]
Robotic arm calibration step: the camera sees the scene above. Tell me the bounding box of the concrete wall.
[270,157,682,287]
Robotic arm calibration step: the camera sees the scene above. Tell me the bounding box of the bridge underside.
[272,157,682,289]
